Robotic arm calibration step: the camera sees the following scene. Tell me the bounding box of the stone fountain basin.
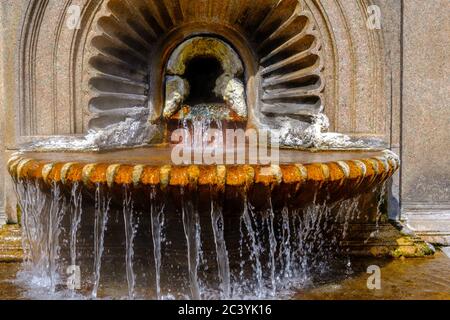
[6,147,400,298]
[8,146,398,205]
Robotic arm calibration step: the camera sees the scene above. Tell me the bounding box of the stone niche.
[2,0,449,245]
[9,0,390,138]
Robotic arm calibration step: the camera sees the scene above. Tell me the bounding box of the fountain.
[6,0,404,299]
[7,147,399,299]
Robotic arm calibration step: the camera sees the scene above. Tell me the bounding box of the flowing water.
[12,179,65,292]
[150,187,165,300]
[11,178,374,299]
[209,192,231,299]
[240,197,264,297]
[180,187,202,299]
[92,185,111,298]
[123,186,136,299]
[69,182,83,267]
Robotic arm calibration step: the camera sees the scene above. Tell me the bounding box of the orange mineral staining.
[140,166,161,186]
[169,166,190,187]
[254,165,282,186]
[280,165,304,185]
[198,166,219,186]
[226,165,254,188]
[18,160,42,180]
[46,163,65,183]
[114,165,134,185]
[327,162,346,187]
[305,163,329,183]
[62,163,83,184]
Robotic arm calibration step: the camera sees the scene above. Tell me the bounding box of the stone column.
[377,0,402,220]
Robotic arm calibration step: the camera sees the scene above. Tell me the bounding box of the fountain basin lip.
[7,147,399,189]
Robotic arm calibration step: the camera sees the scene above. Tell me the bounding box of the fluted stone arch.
[85,0,326,131]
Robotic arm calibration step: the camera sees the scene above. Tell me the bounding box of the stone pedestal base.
[403,205,450,246]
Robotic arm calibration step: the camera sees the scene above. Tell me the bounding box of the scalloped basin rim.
[8,146,399,189]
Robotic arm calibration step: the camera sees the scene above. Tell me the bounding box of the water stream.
[123,186,136,299]
[180,187,202,299]
[240,196,264,297]
[150,186,165,300]
[46,183,65,292]
[209,192,231,299]
[11,175,382,299]
[69,182,83,267]
[92,185,111,298]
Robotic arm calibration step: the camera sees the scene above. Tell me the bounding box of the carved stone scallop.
[86,0,324,130]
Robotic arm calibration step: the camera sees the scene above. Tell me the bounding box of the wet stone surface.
[295,252,450,300]
[0,224,23,263]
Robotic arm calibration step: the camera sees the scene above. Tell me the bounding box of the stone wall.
[0,0,448,244]
[401,0,450,245]
[0,1,29,224]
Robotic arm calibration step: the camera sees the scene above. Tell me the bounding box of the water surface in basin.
[1,253,449,300]
[17,145,385,165]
